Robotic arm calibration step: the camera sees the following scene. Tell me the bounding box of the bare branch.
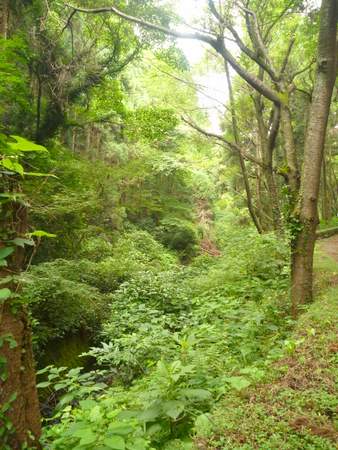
[241,5,277,77]
[59,9,77,37]
[213,38,281,104]
[225,21,278,81]
[268,105,280,151]
[181,116,264,167]
[208,0,223,22]
[279,36,296,77]
[65,3,216,45]
[290,58,316,81]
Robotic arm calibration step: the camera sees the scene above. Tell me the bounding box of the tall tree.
[290,0,337,312]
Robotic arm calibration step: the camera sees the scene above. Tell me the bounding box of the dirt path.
[319,234,338,263]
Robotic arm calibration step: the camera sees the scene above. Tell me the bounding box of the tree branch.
[66,2,281,105]
[290,58,316,81]
[213,38,281,104]
[181,116,264,167]
[65,3,216,45]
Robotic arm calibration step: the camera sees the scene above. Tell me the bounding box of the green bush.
[25,262,108,350]
[156,218,200,259]
[88,270,192,379]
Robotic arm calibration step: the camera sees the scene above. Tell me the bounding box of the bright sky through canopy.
[174,0,229,132]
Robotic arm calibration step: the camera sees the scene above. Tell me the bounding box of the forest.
[0,0,337,449]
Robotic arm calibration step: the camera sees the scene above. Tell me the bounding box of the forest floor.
[198,236,338,450]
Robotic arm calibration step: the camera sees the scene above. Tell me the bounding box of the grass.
[194,250,338,449]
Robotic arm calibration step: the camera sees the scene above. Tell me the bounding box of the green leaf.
[162,400,185,419]
[0,158,24,176]
[127,438,148,450]
[103,435,125,450]
[36,381,51,389]
[0,247,15,259]
[138,405,161,422]
[146,423,162,436]
[108,423,134,436]
[0,288,11,301]
[78,429,97,446]
[89,405,102,422]
[29,230,56,238]
[8,136,47,152]
[226,376,251,391]
[10,238,34,247]
[79,399,97,410]
[179,388,212,401]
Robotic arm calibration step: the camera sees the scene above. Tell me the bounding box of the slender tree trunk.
[321,154,331,222]
[254,95,282,232]
[0,200,41,448]
[35,76,42,142]
[280,104,300,200]
[0,0,9,38]
[291,0,337,316]
[225,62,263,233]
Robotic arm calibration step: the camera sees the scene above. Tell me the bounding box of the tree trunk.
[0,0,9,38]
[0,202,41,448]
[225,62,263,233]
[253,94,282,232]
[291,0,337,316]
[321,154,331,222]
[280,104,300,200]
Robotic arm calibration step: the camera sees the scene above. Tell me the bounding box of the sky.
[174,0,229,132]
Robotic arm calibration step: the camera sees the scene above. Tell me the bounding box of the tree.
[66,0,337,314]
[290,0,337,311]
[0,137,46,449]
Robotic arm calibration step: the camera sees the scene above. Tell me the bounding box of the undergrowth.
[33,229,296,450]
[194,249,338,450]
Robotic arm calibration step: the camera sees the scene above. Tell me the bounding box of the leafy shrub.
[26,230,178,356]
[88,270,192,379]
[156,218,200,259]
[78,236,114,262]
[39,367,150,450]
[25,263,108,349]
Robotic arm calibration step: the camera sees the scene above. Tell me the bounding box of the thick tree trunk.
[0,202,41,448]
[291,0,337,316]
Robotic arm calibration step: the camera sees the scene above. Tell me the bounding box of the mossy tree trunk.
[291,0,337,316]
[0,201,41,448]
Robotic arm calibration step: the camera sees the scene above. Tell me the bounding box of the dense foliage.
[0,1,337,449]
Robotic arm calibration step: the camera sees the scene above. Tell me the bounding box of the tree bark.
[0,201,41,448]
[225,62,263,234]
[0,0,9,39]
[321,154,331,222]
[291,0,337,316]
[253,94,282,232]
[280,104,300,200]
